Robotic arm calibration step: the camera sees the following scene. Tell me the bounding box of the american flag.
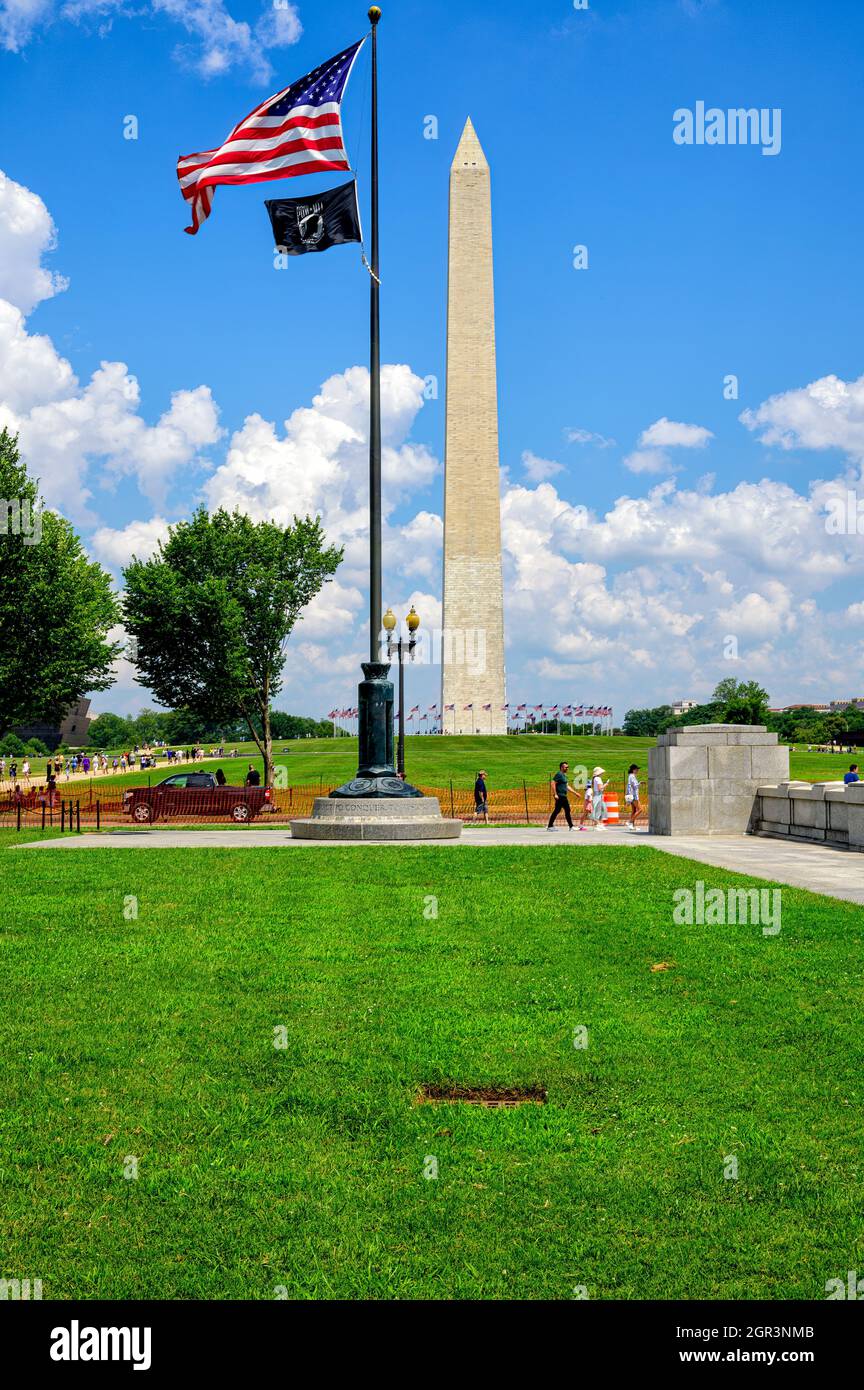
[516,704,527,712]
[177,39,365,235]
[444,703,455,711]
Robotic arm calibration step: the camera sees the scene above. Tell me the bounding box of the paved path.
[12,825,864,906]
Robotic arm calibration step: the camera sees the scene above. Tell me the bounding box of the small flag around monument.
[266,180,362,256]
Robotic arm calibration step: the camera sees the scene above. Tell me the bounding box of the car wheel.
[232,803,251,823]
[133,804,152,823]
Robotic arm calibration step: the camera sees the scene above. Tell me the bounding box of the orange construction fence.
[0,781,646,830]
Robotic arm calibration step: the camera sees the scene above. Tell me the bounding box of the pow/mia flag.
[265,180,362,256]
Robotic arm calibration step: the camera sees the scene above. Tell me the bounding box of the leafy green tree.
[623,705,675,737]
[0,430,120,736]
[123,508,342,786]
[712,678,770,725]
[88,713,135,749]
[0,733,27,757]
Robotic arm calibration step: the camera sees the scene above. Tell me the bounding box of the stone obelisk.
[441,118,507,736]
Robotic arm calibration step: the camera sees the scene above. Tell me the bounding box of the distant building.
[778,703,832,714]
[15,698,92,751]
[830,698,864,713]
[672,699,698,716]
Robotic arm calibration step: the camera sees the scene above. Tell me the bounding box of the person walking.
[590,766,609,831]
[474,770,489,823]
[625,763,641,829]
[578,776,593,830]
[547,761,574,830]
[21,758,31,787]
[245,764,261,787]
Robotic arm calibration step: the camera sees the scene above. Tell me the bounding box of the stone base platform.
[290,796,462,842]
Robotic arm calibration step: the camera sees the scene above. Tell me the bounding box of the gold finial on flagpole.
[369,6,381,23]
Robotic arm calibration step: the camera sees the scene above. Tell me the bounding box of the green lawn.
[0,844,861,1299]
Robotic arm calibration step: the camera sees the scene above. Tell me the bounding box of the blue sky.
[3,0,864,723]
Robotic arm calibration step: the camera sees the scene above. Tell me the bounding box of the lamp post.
[383,605,420,778]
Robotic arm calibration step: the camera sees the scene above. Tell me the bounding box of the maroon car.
[123,771,270,824]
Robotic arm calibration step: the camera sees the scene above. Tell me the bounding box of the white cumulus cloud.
[740,372,864,461]
[2,1,303,81]
[0,169,68,313]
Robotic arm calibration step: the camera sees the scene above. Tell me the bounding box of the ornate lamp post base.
[330,661,424,799]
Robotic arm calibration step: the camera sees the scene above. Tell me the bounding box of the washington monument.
[441,118,507,736]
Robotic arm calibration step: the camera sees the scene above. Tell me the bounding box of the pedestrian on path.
[474,770,489,823]
[547,762,574,830]
[625,764,641,829]
[591,766,609,831]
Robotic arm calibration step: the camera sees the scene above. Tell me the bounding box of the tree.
[712,678,770,725]
[0,430,120,736]
[623,705,675,737]
[88,713,135,749]
[123,508,342,786]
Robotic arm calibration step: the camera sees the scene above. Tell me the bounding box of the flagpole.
[334,6,418,797]
[368,5,382,665]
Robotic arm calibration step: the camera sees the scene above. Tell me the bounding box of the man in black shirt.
[245,764,261,787]
[474,770,489,823]
[547,761,574,830]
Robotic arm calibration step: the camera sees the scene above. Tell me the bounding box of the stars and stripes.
[177,39,365,235]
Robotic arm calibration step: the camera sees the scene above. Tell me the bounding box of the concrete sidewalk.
[12,825,864,906]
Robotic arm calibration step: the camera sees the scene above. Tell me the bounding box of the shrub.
[0,733,28,757]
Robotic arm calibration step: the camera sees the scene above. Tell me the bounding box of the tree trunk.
[262,700,273,789]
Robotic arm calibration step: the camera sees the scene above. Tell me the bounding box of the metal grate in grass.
[417,1083,547,1108]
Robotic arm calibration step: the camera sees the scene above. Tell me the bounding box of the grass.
[0,843,862,1299]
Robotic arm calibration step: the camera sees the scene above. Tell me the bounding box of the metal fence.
[0,781,646,831]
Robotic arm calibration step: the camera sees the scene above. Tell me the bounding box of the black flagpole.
[332,5,420,798]
[368,5,382,665]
